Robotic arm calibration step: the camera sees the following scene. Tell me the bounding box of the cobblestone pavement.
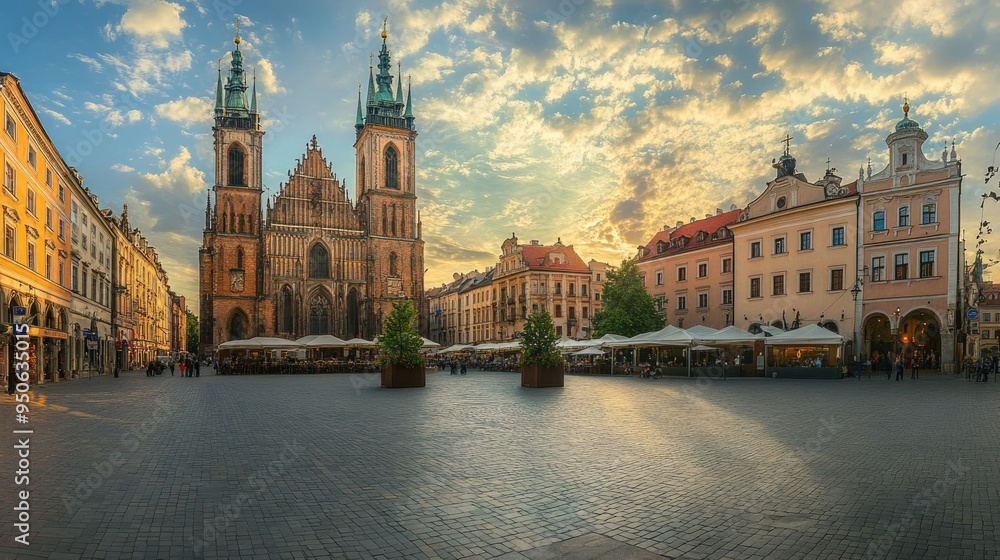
[1,370,998,559]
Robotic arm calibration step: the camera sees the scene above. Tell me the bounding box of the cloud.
[40,108,72,126]
[154,96,212,127]
[112,163,136,173]
[70,53,103,72]
[254,56,285,94]
[116,0,187,49]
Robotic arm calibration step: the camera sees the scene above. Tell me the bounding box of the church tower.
[199,21,265,353]
[354,20,424,334]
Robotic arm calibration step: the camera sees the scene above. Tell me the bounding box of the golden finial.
[234,16,242,44]
[902,94,909,118]
[369,53,373,69]
[381,17,388,39]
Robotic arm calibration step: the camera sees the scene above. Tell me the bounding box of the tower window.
[228,145,246,186]
[384,145,399,189]
[309,244,330,278]
[389,252,398,276]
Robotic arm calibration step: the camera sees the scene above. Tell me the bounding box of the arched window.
[45,307,55,329]
[389,252,398,276]
[391,204,397,236]
[247,215,254,234]
[238,214,245,233]
[229,211,235,233]
[382,204,387,235]
[307,293,331,335]
[309,244,329,278]
[384,145,399,189]
[359,156,366,190]
[280,286,293,333]
[227,145,246,186]
[347,288,359,338]
[401,211,406,238]
[229,310,247,340]
[236,247,244,269]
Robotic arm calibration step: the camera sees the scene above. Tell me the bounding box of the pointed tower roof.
[395,62,404,106]
[223,18,250,114]
[355,83,364,128]
[404,75,414,118]
[375,18,395,104]
[214,62,224,117]
[249,69,257,113]
[366,55,376,106]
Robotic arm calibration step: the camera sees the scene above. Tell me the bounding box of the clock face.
[826,183,838,196]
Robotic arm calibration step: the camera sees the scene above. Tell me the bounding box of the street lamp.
[892,307,902,362]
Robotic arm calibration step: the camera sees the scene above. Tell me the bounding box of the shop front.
[764,324,847,379]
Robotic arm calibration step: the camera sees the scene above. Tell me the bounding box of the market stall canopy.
[474,343,500,351]
[344,337,377,348]
[759,325,785,337]
[219,337,303,350]
[696,326,759,345]
[441,344,475,353]
[295,335,318,345]
[594,333,630,343]
[606,325,687,347]
[421,337,441,348]
[557,338,603,349]
[497,341,522,350]
[690,345,720,351]
[303,334,348,348]
[571,347,606,356]
[685,325,720,338]
[764,324,846,345]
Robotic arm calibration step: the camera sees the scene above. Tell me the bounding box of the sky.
[3,0,999,310]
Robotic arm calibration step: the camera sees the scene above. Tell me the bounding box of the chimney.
[676,221,683,228]
[716,207,723,215]
[705,214,712,219]
[690,217,696,223]
[530,240,539,245]
[730,204,737,211]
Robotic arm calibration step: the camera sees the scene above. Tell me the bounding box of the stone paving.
[1,369,999,559]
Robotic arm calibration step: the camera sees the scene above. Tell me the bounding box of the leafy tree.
[374,300,424,369]
[185,311,199,353]
[519,309,562,368]
[593,259,664,338]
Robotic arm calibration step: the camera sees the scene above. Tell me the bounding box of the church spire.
[366,54,376,107]
[375,18,394,103]
[355,83,364,136]
[223,17,249,114]
[404,75,414,130]
[214,60,224,117]
[250,69,257,114]
[395,62,404,108]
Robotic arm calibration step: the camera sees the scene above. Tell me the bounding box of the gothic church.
[199,25,424,353]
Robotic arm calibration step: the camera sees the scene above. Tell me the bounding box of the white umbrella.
[571,347,606,356]
[219,337,302,349]
[304,335,348,348]
[441,344,474,353]
[497,340,522,350]
[474,343,500,351]
[344,337,377,348]
[421,337,441,348]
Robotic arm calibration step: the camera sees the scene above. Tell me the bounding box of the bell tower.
[354,19,424,335]
[200,18,266,353]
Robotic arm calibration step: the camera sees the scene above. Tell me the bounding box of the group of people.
[147,356,200,377]
[867,350,937,381]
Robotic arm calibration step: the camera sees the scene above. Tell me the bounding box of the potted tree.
[519,309,564,387]
[375,301,425,388]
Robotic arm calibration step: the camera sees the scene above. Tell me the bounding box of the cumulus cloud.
[112,163,136,173]
[116,0,187,49]
[154,96,212,127]
[40,108,72,126]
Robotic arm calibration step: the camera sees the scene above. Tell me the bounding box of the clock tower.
[199,22,266,353]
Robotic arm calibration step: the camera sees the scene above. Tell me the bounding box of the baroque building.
[199,25,424,354]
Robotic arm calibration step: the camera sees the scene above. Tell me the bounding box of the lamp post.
[892,306,902,364]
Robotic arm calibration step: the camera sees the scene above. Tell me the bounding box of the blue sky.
[4,0,999,307]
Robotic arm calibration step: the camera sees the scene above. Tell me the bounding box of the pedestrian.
[450,361,457,375]
[460,361,467,375]
[194,358,201,377]
[911,356,919,379]
[146,360,154,377]
[855,359,862,381]
[169,361,175,376]
[885,354,892,380]
[895,356,904,381]
[186,357,194,377]
[179,359,186,377]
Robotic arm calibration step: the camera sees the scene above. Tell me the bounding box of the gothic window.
[347,288,359,338]
[307,293,331,335]
[391,204,397,236]
[389,252,398,276]
[221,212,227,232]
[401,212,406,238]
[238,214,245,233]
[382,204,387,235]
[384,145,399,189]
[309,244,330,278]
[229,211,236,233]
[236,247,244,269]
[228,145,246,186]
[359,156,366,190]
[229,310,247,340]
[247,215,254,234]
[281,286,293,333]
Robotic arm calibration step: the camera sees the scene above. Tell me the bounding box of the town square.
[2,0,1000,558]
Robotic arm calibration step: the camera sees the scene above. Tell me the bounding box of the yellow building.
[1,72,73,386]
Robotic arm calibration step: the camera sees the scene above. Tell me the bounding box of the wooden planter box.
[381,364,426,388]
[521,364,564,388]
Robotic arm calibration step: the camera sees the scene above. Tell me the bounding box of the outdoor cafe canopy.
[218,337,303,350]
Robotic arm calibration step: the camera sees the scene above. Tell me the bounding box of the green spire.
[224,33,249,113]
[366,55,376,106]
[375,19,394,103]
[395,63,404,107]
[404,76,413,118]
[355,83,364,129]
[249,69,257,113]
[214,64,224,116]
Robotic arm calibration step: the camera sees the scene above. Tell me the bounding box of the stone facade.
[199,28,424,353]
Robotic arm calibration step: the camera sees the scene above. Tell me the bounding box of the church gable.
[267,135,361,232]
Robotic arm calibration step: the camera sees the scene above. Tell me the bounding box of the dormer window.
[656,241,666,254]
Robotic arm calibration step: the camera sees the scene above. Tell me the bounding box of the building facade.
[199,26,424,354]
[637,209,740,329]
[856,102,963,372]
[1,72,73,386]
[69,183,115,375]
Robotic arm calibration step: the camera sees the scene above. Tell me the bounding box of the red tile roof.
[520,244,591,273]
[639,209,741,261]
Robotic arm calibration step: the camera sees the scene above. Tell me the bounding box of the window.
[555,282,562,294]
[594,291,601,301]
[750,241,761,258]
[568,307,576,319]
[583,307,589,319]
[581,285,588,296]
[4,112,15,140]
[596,273,601,282]
[27,242,35,270]
[697,263,707,278]
[984,313,992,322]
[58,219,65,241]
[832,226,845,246]
[45,253,52,279]
[26,189,35,215]
[4,162,14,194]
[45,169,52,187]
[4,224,14,258]
[45,207,52,229]
[58,262,64,286]
[774,237,786,254]
[800,231,812,250]
[676,296,686,310]
[894,253,908,280]
[722,257,732,273]
[830,269,844,291]
[555,305,562,318]
[72,264,78,292]
[871,256,885,282]
[91,277,97,301]
[27,146,37,169]
[90,224,96,256]
[677,267,687,281]
[902,152,908,166]
[798,272,811,293]
[59,183,64,201]
[772,274,785,296]
[655,271,663,286]
[984,330,991,339]
[921,204,936,224]
[555,326,563,337]
[898,206,910,227]
[919,250,935,278]
[698,293,708,308]
[722,288,733,305]
[227,145,246,186]
[384,145,399,189]
[750,277,761,298]
[873,211,886,231]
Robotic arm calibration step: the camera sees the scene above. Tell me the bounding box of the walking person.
[911,356,919,379]
[179,359,186,377]
[895,356,904,381]
[169,361,175,376]
[194,358,201,377]
[460,361,467,375]
[146,360,154,377]
[885,354,893,380]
